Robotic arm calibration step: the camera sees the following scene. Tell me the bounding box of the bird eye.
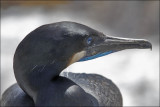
[86,37,92,45]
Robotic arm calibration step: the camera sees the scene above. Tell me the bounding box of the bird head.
[13,21,152,98]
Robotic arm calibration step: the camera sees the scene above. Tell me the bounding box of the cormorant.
[1,21,152,106]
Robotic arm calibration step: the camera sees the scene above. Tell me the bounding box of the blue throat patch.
[78,51,113,62]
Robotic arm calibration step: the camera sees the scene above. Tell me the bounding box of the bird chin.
[78,51,114,62]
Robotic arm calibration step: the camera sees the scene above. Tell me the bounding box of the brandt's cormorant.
[1,21,152,106]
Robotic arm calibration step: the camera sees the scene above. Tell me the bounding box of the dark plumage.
[1,21,152,106]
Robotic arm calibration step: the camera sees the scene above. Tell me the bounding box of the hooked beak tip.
[139,40,152,50]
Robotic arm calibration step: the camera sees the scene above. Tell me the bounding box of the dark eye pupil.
[87,37,92,44]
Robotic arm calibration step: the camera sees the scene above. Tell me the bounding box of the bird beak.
[79,36,152,61]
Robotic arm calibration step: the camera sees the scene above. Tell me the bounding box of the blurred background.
[1,1,159,106]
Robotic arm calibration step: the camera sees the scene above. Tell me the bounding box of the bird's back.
[61,72,123,106]
[1,72,122,106]
[1,83,34,106]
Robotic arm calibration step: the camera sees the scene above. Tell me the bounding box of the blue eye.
[87,37,92,44]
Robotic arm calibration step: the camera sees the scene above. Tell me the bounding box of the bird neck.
[14,60,68,99]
